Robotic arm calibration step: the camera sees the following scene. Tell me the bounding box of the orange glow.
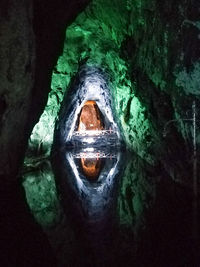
[78,100,104,131]
[81,158,102,180]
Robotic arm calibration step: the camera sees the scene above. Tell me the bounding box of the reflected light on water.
[80,157,102,180]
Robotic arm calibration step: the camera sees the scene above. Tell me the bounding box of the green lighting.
[23,162,61,228]
[117,154,156,232]
[26,0,154,163]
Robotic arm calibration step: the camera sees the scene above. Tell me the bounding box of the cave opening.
[22,0,199,264]
[1,0,199,266]
[77,100,104,132]
[52,65,124,149]
[76,100,105,180]
[80,157,102,181]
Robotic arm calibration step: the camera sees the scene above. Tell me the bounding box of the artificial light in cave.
[78,100,104,131]
[27,0,153,162]
[80,157,102,180]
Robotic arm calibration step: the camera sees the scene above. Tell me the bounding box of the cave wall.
[1,0,199,181]
[29,0,156,164]
[24,0,200,231]
[124,0,200,182]
[11,0,199,257]
[0,0,90,183]
[1,1,199,264]
[0,0,35,181]
[29,0,199,168]
[124,0,200,157]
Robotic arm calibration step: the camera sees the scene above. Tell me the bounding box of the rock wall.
[29,0,199,169]
[0,0,35,181]
[0,0,89,183]
[24,0,199,233]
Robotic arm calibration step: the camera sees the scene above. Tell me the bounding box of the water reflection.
[71,148,106,181]
[50,145,126,265]
[80,157,102,180]
[53,146,125,225]
[22,149,199,266]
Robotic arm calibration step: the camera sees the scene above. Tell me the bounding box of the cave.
[78,100,104,131]
[53,65,123,149]
[0,0,200,266]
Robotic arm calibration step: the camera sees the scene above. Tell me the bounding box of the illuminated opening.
[78,100,104,131]
[80,157,102,180]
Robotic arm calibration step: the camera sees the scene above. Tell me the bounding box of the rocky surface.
[0,0,35,181]
[0,0,90,183]
[29,0,199,167]
[24,0,199,241]
[1,1,199,264]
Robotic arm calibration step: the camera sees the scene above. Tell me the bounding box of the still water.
[20,146,200,266]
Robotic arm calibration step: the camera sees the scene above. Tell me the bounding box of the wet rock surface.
[0,0,200,266]
[0,0,90,182]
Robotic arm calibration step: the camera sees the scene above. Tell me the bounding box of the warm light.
[81,158,102,180]
[78,100,104,131]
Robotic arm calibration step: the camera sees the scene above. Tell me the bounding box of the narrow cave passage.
[78,100,104,131]
[1,0,199,266]
[53,65,123,149]
[77,100,105,180]
[22,62,200,266]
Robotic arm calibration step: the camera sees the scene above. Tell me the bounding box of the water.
[1,148,199,266]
